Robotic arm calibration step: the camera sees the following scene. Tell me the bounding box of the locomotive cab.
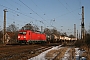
[18,30,30,44]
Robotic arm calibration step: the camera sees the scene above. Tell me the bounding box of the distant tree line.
[75,29,90,47]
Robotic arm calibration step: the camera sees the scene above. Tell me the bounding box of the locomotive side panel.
[26,31,31,42]
[39,33,46,43]
[41,34,46,41]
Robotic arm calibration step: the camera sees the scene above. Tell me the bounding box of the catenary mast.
[81,6,85,40]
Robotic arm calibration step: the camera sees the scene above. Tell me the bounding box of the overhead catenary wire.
[58,0,81,19]
[0,4,37,29]
[0,0,84,32]
[18,0,51,28]
[0,13,27,29]
[30,0,51,27]
[31,0,49,19]
[19,0,47,22]
[0,4,37,21]
[4,0,18,9]
[55,7,81,19]
[7,0,48,27]
[2,0,38,24]
[55,0,78,19]
[0,10,28,25]
[4,0,20,16]
[58,0,69,12]
[11,0,22,7]
[65,2,81,18]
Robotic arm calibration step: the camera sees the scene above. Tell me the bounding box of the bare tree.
[33,25,39,32]
[21,23,33,30]
[21,23,40,32]
[68,34,75,38]
[44,28,51,35]
[51,28,57,34]
[6,23,18,43]
[7,24,18,32]
[51,28,61,36]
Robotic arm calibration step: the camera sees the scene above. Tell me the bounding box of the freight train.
[18,30,61,44]
[18,30,77,44]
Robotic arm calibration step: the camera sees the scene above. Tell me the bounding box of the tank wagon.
[46,34,60,43]
[18,30,46,44]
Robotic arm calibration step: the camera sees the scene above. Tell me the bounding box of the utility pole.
[81,6,85,40]
[77,30,78,40]
[74,24,76,38]
[79,33,80,40]
[41,26,43,33]
[3,9,7,44]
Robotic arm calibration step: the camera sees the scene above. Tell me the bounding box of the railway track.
[0,43,59,60]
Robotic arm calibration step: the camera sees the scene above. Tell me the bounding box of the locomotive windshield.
[19,32,26,34]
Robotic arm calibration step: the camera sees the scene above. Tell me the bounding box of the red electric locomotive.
[18,30,46,44]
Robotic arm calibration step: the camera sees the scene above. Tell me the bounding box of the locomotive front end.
[18,31,27,44]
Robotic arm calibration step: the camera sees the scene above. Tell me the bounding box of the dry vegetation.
[45,47,78,60]
[45,47,68,60]
[81,45,90,60]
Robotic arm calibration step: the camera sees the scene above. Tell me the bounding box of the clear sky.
[0,0,90,36]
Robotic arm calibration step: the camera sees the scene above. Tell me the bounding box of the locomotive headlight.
[24,36,26,38]
[18,36,20,38]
